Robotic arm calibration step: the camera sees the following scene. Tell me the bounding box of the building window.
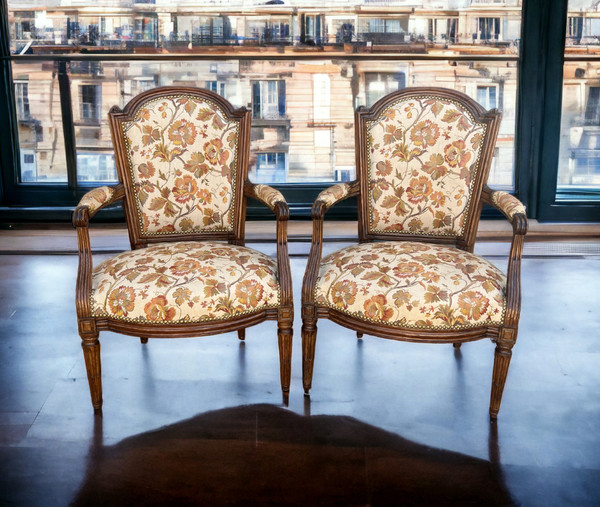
[80,84,101,122]
[428,18,457,43]
[477,85,498,110]
[254,152,286,183]
[567,16,583,44]
[77,153,116,182]
[313,74,331,122]
[14,81,30,120]
[206,81,226,97]
[584,87,600,126]
[302,14,323,45]
[475,17,500,41]
[252,80,286,120]
[365,72,406,107]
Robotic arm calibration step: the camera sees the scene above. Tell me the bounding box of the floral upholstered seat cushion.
[91,241,280,323]
[315,241,506,330]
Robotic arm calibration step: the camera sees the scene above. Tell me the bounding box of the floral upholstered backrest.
[363,91,495,239]
[117,90,244,237]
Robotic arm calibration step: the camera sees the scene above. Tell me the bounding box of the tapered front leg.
[301,304,318,395]
[489,329,517,419]
[237,329,246,341]
[302,324,317,395]
[81,335,102,412]
[278,325,293,402]
[140,337,148,344]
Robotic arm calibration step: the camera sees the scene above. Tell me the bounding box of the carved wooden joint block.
[497,328,517,349]
[278,307,293,326]
[302,303,316,320]
[78,318,98,338]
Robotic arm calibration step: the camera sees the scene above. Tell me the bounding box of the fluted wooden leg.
[490,342,513,419]
[81,336,102,412]
[237,329,245,341]
[277,325,293,404]
[302,323,317,395]
[140,337,148,344]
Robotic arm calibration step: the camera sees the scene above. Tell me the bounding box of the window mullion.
[57,60,78,192]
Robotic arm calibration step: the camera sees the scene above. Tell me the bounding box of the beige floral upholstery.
[91,241,280,323]
[366,96,488,237]
[252,184,286,211]
[490,190,526,220]
[77,186,115,215]
[314,241,506,330]
[121,95,241,236]
[317,183,351,208]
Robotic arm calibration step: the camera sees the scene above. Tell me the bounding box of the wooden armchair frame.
[301,88,527,419]
[74,87,293,411]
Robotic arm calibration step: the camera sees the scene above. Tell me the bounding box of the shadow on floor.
[73,404,514,506]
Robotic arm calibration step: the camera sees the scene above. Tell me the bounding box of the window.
[253,153,287,183]
[477,85,498,110]
[302,14,323,45]
[313,74,330,122]
[475,17,500,41]
[77,153,116,182]
[252,80,286,120]
[365,72,406,107]
[539,0,600,219]
[14,81,29,120]
[3,0,555,218]
[206,81,226,97]
[80,85,101,123]
[584,87,600,126]
[428,18,458,43]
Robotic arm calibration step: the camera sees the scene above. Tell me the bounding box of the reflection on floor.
[0,249,599,506]
[74,405,512,506]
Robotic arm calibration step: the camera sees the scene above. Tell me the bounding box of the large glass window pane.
[558,1,600,195]
[12,62,68,183]
[8,1,521,189]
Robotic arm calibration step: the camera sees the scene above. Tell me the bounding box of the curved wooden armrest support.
[244,181,293,309]
[302,181,360,308]
[482,186,528,329]
[73,184,124,321]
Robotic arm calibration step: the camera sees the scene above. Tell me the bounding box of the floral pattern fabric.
[77,186,115,215]
[317,183,351,208]
[122,94,240,236]
[366,96,488,237]
[315,241,506,330]
[491,190,526,220]
[91,241,280,323]
[251,184,286,211]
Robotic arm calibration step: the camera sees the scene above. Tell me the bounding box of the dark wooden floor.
[1,244,599,506]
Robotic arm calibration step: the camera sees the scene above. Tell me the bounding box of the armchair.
[301,88,527,418]
[74,87,293,411]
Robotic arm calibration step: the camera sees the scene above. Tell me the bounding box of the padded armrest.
[245,183,287,212]
[315,182,356,209]
[484,187,526,222]
[74,185,124,218]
